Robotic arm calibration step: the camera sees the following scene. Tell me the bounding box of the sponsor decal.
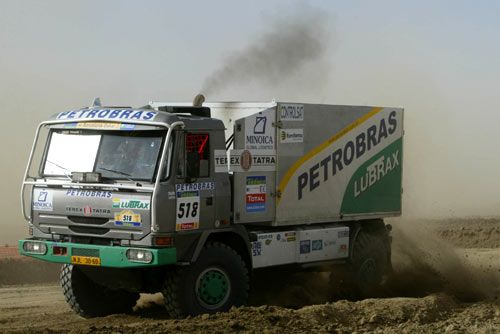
[65,190,112,198]
[285,232,297,242]
[114,210,142,227]
[311,239,323,251]
[300,240,311,254]
[338,230,349,238]
[245,109,275,150]
[215,150,277,173]
[63,122,136,131]
[228,149,276,172]
[240,150,252,171]
[83,205,92,216]
[112,198,150,210]
[56,109,157,121]
[175,190,200,231]
[257,234,273,240]
[280,128,304,144]
[252,241,262,257]
[214,150,229,173]
[265,239,272,246]
[33,188,53,212]
[246,176,266,213]
[66,207,111,215]
[353,150,400,197]
[324,240,336,247]
[296,110,398,200]
[175,182,214,192]
[280,104,304,121]
[339,244,348,254]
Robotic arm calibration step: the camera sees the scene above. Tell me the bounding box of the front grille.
[69,236,114,246]
[72,248,100,257]
[68,216,109,225]
[69,226,109,235]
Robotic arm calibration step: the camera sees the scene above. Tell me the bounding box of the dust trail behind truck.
[19,96,403,317]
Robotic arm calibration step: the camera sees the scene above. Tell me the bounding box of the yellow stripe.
[277,107,383,203]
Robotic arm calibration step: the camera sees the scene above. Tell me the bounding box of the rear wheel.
[162,241,249,318]
[60,264,139,318]
[330,225,390,299]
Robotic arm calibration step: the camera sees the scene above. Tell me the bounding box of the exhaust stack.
[192,94,205,107]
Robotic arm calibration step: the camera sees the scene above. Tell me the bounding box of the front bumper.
[18,239,177,268]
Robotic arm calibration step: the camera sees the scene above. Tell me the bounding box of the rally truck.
[19,96,403,317]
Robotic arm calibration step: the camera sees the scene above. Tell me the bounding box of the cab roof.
[45,107,225,131]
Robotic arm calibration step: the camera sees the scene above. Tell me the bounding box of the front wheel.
[162,241,249,318]
[60,264,139,318]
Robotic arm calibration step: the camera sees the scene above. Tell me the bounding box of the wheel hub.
[358,258,378,286]
[196,268,230,309]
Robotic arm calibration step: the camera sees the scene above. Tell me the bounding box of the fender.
[179,225,252,268]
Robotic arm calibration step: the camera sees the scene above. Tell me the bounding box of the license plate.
[71,255,101,266]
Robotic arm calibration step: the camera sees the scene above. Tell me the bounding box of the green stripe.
[18,240,177,268]
[341,137,403,215]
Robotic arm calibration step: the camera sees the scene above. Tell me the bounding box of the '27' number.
[177,202,199,219]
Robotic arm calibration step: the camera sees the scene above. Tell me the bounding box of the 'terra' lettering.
[297,111,397,200]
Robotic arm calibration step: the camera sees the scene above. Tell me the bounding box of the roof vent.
[158,106,211,118]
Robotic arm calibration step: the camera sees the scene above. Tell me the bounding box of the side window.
[186,133,210,178]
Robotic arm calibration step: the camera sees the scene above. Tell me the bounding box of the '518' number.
[177,202,199,219]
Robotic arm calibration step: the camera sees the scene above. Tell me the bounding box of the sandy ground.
[0,219,498,333]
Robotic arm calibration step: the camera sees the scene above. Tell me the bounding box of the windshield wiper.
[97,167,138,184]
[46,160,72,180]
[98,167,131,177]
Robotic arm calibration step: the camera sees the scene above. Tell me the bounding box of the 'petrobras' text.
[65,190,112,198]
[56,109,157,121]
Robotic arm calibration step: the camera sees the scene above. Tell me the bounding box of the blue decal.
[311,239,323,251]
[120,123,136,130]
[246,176,266,213]
[175,182,215,192]
[251,241,262,257]
[115,221,142,227]
[300,240,311,254]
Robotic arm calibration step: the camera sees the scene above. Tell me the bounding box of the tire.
[162,241,249,318]
[60,264,140,318]
[330,226,390,300]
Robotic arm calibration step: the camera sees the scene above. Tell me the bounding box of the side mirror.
[186,151,200,181]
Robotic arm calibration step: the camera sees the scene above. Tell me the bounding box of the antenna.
[92,97,102,107]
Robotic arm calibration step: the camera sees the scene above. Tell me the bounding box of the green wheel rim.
[196,267,230,309]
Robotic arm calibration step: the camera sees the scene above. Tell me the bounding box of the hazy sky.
[1,1,500,243]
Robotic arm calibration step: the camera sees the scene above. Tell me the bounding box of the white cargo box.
[229,102,404,227]
[150,101,404,227]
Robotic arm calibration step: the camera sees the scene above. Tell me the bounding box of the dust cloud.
[386,220,499,301]
[201,5,331,97]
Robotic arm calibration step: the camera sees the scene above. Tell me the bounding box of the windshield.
[43,130,166,181]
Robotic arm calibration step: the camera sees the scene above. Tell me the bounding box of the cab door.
[173,131,216,231]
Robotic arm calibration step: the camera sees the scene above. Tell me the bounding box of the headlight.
[126,248,153,263]
[23,241,47,255]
